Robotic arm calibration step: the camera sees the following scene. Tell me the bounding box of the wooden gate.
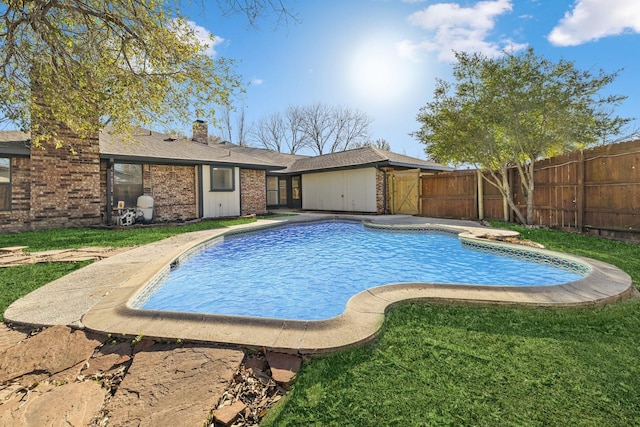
[390,169,420,215]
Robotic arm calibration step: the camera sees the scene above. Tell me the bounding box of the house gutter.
[98,154,285,171]
[386,161,453,172]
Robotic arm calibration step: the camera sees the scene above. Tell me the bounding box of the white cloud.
[182,20,225,57]
[400,0,526,62]
[251,78,264,86]
[548,0,640,46]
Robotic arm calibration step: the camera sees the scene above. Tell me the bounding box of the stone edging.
[4,215,635,355]
[77,217,634,354]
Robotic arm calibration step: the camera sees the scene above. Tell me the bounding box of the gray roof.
[283,146,451,173]
[216,143,309,169]
[98,129,283,170]
[0,129,283,169]
[0,129,450,173]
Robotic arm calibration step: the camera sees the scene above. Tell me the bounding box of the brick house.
[0,123,281,233]
[0,122,449,233]
[220,143,451,213]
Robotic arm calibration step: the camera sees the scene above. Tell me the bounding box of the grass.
[263,224,640,427]
[489,221,640,286]
[0,216,262,319]
[0,217,258,252]
[1,219,639,425]
[0,261,92,321]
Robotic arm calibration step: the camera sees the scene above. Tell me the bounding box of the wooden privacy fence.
[389,169,421,215]
[421,139,640,241]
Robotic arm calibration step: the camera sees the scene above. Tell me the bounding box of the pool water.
[140,221,584,320]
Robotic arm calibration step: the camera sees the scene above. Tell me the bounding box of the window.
[291,176,301,200]
[266,176,278,205]
[210,166,235,191]
[279,178,287,205]
[114,163,143,207]
[0,158,10,210]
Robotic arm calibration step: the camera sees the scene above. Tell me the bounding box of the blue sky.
[181,0,640,158]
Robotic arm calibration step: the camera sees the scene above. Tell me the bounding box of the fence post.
[477,170,484,220]
[576,150,585,231]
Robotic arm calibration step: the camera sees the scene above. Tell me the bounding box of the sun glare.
[348,38,413,104]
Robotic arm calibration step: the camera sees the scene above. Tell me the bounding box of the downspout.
[197,165,204,218]
[106,158,114,226]
[238,168,243,216]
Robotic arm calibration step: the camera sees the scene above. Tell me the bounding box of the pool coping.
[4,214,637,355]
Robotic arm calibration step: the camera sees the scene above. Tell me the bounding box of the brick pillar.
[29,128,102,229]
[240,169,267,215]
[27,70,103,230]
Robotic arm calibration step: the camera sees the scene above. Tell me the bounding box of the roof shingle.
[99,129,283,169]
[0,129,450,173]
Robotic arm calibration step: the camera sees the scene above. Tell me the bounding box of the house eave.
[0,143,30,157]
[271,160,452,175]
[386,160,453,172]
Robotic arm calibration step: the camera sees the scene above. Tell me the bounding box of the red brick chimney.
[192,120,208,144]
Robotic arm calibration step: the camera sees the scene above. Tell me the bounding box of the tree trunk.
[483,167,528,225]
[526,161,535,225]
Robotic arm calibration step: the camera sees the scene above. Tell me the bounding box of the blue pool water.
[140,221,584,320]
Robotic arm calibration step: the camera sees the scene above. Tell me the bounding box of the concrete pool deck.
[4,214,636,354]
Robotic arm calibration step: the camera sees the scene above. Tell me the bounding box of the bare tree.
[249,107,309,153]
[284,105,307,154]
[250,103,372,154]
[296,103,372,155]
[216,103,249,145]
[298,103,335,155]
[218,104,233,142]
[208,134,224,144]
[235,103,249,146]
[330,107,372,152]
[250,112,287,152]
[351,138,392,151]
[164,129,187,139]
[213,0,299,27]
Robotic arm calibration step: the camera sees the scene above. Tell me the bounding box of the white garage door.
[302,168,377,212]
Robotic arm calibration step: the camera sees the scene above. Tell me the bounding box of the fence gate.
[390,169,420,215]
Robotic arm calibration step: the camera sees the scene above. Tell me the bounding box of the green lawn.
[263,224,640,427]
[0,262,92,322]
[0,217,258,252]
[1,220,639,426]
[0,217,259,320]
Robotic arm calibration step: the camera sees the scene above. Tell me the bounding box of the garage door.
[302,168,377,212]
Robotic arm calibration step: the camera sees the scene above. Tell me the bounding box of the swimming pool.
[137,221,587,321]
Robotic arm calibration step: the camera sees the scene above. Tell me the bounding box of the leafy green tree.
[0,0,293,148]
[414,48,630,225]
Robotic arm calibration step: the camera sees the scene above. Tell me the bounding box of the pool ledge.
[4,214,637,355]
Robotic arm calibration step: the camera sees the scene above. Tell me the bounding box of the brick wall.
[376,168,387,214]
[102,163,198,224]
[240,169,267,215]
[4,157,267,231]
[29,129,102,230]
[147,165,197,222]
[0,157,32,232]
